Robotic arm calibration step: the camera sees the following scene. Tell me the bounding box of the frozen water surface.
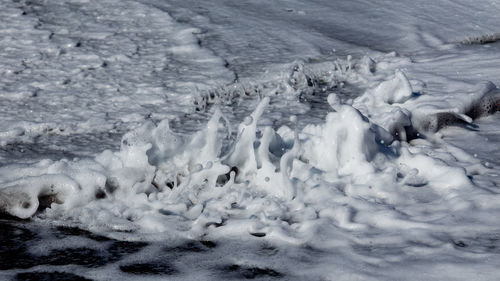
[1,0,500,280]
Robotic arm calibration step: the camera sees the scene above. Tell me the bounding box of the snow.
[1,0,500,280]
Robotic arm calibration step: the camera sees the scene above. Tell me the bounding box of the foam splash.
[0,92,486,244]
[0,51,499,247]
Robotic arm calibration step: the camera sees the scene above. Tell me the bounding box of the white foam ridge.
[1,84,497,245]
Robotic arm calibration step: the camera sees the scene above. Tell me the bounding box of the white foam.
[1,0,500,279]
[0,0,234,148]
[0,95,481,239]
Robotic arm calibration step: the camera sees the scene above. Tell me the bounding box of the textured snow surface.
[1,0,500,280]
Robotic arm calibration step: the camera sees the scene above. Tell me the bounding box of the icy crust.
[0,96,489,242]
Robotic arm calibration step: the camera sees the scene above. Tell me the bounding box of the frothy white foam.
[1,91,489,247]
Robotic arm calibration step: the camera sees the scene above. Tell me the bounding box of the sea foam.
[0,92,479,244]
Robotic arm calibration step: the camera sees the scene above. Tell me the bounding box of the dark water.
[0,219,289,280]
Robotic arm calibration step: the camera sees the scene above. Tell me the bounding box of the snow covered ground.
[1,0,500,280]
